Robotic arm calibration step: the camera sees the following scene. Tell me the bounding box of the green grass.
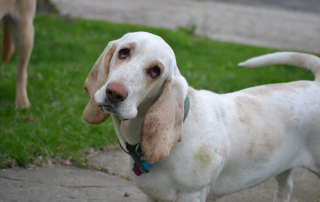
[0,15,315,167]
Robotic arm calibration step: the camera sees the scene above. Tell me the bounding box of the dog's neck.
[112,112,145,145]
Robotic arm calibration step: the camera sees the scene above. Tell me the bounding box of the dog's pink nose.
[106,82,128,103]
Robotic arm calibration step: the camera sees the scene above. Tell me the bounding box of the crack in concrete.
[0,175,132,189]
[0,176,25,182]
[62,185,127,189]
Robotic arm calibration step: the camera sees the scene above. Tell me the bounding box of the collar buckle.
[120,143,150,175]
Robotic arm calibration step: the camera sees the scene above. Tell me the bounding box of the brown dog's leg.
[0,0,16,19]
[11,19,34,108]
[1,0,16,67]
[1,18,15,68]
[7,0,36,108]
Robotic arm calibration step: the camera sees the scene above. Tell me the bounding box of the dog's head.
[82,32,188,163]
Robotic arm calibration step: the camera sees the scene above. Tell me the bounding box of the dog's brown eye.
[148,66,161,78]
[119,49,130,59]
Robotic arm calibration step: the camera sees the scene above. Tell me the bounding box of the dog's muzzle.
[99,105,116,114]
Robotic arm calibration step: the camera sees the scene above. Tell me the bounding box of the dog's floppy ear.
[82,41,117,124]
[141,76,188,164]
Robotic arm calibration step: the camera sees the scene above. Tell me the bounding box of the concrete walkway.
[89,149,320,202]
[0,165,145,202]
[1,0,320,201]
[1,149,319,201]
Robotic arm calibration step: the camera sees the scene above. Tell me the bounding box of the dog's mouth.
[99,105,116,114]
[98,105,130,121]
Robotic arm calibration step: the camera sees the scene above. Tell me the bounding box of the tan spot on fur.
[240,116,251,124]
[259,156,270,165]
[259,141,273,151]
[290,54,305,67]
[191,113,200,124]
[244,81,311,96]
[215,148,226,157]
[188,87,200,124]
[290,81,311,88]
[265,81,311,93]
[259,134,274,151]
[235,96,262,125]
[194,144,212,169]
[220,108,226,120]
[245,141,270,165]
[247,142,255,155]
[243,87,272,96]
[188,87,196,96]
[266,84,293,92]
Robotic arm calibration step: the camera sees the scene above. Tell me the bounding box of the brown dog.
[0,0,36,108]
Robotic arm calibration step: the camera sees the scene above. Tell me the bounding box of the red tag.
[132,164,143,176]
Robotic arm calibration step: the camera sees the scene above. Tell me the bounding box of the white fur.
[89,33,320,202]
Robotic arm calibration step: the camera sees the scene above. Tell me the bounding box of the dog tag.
[132,161,151,176]
[141,161,150,172]
[132,164,143,176]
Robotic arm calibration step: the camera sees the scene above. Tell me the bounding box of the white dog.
[82,32,320,202]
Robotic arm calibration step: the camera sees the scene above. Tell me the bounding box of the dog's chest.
[128,136,228,201]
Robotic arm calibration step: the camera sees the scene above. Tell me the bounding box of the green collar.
[183,95,190,122]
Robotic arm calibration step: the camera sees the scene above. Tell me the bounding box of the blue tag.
[140,161,150,173]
